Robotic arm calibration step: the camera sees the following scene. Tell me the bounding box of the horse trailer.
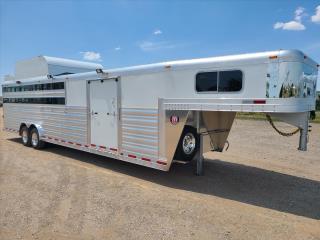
[2,50,318,173]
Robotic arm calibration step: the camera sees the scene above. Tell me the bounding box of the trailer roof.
[105,49,317,75]
[2,49,318,85]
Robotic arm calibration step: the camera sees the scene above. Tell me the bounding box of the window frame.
[195,69,244,94]
[195,71,218,93]
[2,81,65,93]
[3,97,65,105]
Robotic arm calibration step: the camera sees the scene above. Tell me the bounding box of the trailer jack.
[195,134,205,176]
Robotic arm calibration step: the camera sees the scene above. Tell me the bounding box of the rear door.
[89,79,118,149]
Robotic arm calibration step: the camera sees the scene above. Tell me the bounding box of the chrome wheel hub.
[31,132,38,146]
[182,133,196,155]
[22,130,28,144]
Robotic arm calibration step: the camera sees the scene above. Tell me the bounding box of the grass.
[236,111,320,124]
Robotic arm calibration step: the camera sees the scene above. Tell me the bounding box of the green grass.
[236,111,320,123]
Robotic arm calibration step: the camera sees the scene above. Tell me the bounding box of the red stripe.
[110,148,117,151]
[128,154,136,159]
[157,160,167,165]
[141,157,151,162]
[253,100,266,104]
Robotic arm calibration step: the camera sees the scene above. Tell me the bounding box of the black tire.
[21,126,31,147]
[173,126,199,162]
[30,128,45,149]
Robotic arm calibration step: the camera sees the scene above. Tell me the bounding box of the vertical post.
[298,113,309,151]
[196,134,204,176]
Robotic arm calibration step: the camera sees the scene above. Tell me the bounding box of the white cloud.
[274,21,305,30]
[80,51,102,61]
[311,5,320,23]
[114,47,121,51]
[294,6,306,22]
[153,29,162,35]
[274,6,306,31]
[139,41,175,51]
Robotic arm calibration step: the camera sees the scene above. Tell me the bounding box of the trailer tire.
[30,128,45,149]
[174,126,199,162]
[21,126,31,147]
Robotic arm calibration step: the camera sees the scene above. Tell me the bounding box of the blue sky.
[0,0,320,94]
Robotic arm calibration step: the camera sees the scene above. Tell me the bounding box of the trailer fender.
[28,123,45,139]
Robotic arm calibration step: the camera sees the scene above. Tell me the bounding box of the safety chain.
[266,114,300,137]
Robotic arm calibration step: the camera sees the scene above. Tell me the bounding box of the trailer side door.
[89,79,118,149]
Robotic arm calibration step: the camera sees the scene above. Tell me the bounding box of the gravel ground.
[0,107,320,240]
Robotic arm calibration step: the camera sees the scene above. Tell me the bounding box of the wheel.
[21,126,31,146]
[173,126,199,162]
[30,128,45,149]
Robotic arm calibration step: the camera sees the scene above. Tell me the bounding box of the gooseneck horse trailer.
[2,50,318,173]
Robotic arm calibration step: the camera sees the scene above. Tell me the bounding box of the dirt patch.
[0,108,319,240]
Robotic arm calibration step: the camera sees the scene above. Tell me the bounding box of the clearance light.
[269,55,278,59]
[253,100,266,104]
[242,100,266,104]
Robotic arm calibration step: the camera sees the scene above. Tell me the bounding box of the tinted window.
[218,70,242,92]
[3,97,65,105]
[2,82,64,92]
[196,72,218,92]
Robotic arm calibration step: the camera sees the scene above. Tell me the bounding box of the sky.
[0,0,320,95]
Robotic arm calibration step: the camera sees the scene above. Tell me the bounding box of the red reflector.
[84,145,89,147]
[141,157,151,162]
[110,148,117,151]
[99,146,106,149]
[91,144,96,147]
[157,160,167,165]
[253,100,266,104]
[61,140,66,143]
[76,143,82,146]
[68,141,74,144]
[128,154,136,159]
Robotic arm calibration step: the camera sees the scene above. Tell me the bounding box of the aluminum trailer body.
[2,50,318,171]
